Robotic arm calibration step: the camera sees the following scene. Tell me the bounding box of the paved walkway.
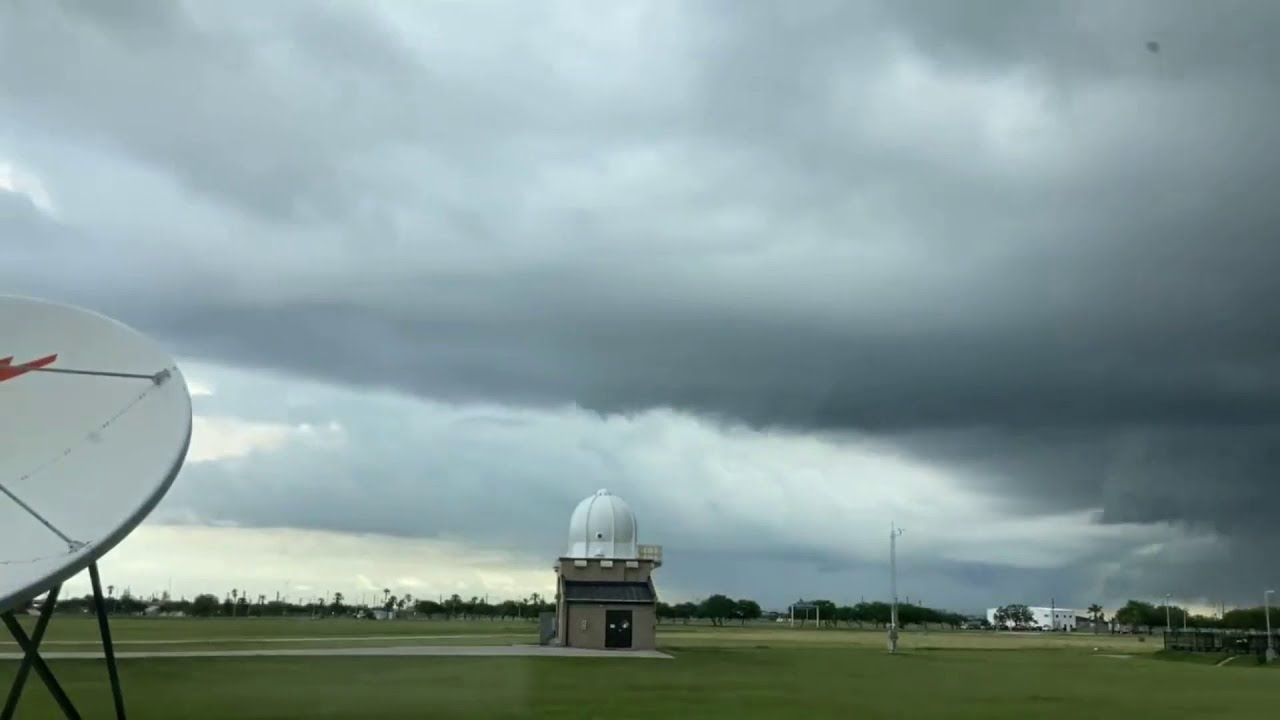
[0,645,673,660]
[33,633,520,646]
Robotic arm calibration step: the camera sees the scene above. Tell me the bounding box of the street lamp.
[1265,590,1276,663]
[888,523,904,654]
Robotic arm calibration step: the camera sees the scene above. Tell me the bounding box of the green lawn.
[1,619,1275,719]
[4,616,532,642]
[2,616,529,652]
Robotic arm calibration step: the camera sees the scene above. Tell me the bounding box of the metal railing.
[1164,629,1279,659]
[637,544,663,566]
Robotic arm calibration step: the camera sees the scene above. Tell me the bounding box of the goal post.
[791,602,820,628]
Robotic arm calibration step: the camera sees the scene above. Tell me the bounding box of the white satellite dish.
[0,295,192,720]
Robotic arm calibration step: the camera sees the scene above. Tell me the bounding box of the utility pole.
[1164,594,1172,635]
[888,523,904,654]
[1050,598,1055,632]
[1265,590,1276,663]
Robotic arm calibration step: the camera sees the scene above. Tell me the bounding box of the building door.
[605,610,633,649]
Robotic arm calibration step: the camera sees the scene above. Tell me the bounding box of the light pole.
[1265,590,1276,663]
[1164,594,1172,635]
[888,523,904,654]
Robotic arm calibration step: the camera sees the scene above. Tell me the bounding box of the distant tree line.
[32,588,969,628]
[30,588,1277,633]
[987,599,1279,633]
[29,589,556,621]
[657,595,970,629]
[1110,600,1277,633]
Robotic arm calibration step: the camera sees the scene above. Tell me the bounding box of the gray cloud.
[157,370,1161,610]
[4,0,1280,603]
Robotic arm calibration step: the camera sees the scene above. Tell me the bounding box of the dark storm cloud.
[4,0,1280,602]
[27,0,1274,436]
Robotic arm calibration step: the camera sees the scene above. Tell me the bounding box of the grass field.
[1,618,1275,719]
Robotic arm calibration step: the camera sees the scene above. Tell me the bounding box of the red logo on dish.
[0,354,58,383]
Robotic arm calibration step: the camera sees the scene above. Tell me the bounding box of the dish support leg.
[89,563,127,719]
[1,562,127,720]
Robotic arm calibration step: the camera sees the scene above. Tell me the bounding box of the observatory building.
[552,489,662,651]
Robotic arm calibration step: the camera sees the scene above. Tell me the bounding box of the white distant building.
[986,606,1077,631]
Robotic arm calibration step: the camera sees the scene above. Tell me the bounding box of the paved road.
[0,645,673,660]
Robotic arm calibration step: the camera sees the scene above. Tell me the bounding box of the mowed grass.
[1,616,528,651]
[1,619,1275,719]
[658,622,1163,652]
[3,615,530,642]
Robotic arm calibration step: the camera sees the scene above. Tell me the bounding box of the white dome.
[566,489,638,559]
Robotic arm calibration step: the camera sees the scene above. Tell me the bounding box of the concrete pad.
[0,645,673,660]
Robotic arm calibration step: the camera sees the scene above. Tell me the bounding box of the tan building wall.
[556,582,570,646]
[563,603,657,651]
[557,557,656,583]
[554,557,660,650]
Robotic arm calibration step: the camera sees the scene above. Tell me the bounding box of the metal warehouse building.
[986,606,1077,631]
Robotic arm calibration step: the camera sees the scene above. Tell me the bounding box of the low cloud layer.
[141,361,1197,609]
[2,1,1278,605]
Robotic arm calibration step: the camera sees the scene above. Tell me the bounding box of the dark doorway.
[605,610,633,649]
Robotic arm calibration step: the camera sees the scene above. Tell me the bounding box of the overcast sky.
[3,0,1278,613]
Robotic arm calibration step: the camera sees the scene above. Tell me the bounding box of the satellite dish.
[0,296,192,614]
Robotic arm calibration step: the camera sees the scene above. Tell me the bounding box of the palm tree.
[1087,604,1104,632]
